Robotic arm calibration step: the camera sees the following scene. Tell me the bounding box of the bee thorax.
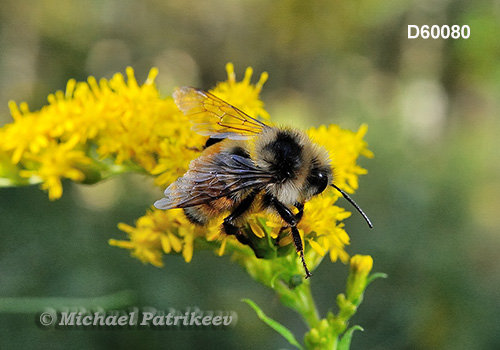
[256,129,305,182]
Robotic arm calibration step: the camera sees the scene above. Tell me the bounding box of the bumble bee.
[154,87,372,278]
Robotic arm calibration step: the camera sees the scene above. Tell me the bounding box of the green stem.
[296,282,321,329]
[275,280,320,329]
[0,290,136,313]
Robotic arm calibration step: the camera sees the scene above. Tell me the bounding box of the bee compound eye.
[313,171,329,195]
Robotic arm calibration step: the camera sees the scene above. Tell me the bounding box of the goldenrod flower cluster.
[0,67,204,199]
[0,63,372,271]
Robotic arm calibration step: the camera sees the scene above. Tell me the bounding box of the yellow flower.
[150,138,202,188]
[308,124,373,193]
[211,62,270,121]
[109,208,194,267]
[18,137,91,200]
[300,194,352,263]
[1,102,51,164]
[0,67,206,198]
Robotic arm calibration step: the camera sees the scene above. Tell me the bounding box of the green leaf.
[366,272,388,286]
[338,325,364,350]
[242,298,304,350]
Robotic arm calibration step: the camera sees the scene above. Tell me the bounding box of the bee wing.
[154,152,272,209]
[174,86,270,140]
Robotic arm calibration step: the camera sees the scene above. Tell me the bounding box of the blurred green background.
[1,0,500,349]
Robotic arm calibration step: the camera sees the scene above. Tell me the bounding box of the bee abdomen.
[183,196,239,226]
[184,207,208,225]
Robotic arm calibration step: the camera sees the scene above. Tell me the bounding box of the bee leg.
[223,221,249,245]
[275,204,303,247]
[222,191,258,246]
[294,202,304,223]
[271,198,312,278]
[291,226,312,279]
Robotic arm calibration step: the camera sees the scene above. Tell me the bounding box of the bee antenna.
[331,184,373,228]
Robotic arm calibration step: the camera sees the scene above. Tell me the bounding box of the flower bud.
[345,255,373,305]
